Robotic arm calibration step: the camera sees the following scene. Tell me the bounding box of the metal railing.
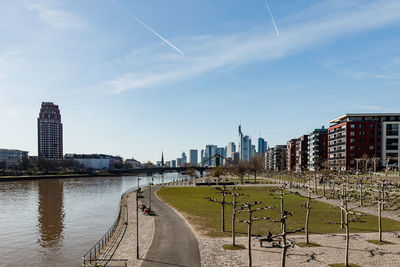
[82,203,123,265]
[82,186,137,266]
[91,259,128,267]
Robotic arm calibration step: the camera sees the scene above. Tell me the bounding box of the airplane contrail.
[110,0,184,55]
[264,0,280,37]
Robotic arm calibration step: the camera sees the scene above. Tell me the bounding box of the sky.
[1,0,400,163]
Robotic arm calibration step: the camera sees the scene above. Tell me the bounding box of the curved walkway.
[141,185,201,267]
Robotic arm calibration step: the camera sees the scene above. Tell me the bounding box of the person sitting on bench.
[266,231,273,242]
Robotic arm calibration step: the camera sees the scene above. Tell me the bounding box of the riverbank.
[94,180,201,267]
[100,189,155,266]
[0,173,95,181]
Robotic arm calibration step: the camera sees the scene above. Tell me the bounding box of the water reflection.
[37,179,65,248]
[0,173,184,266]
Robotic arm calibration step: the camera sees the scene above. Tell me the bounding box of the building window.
[350,138,355,143]
[350,124,355,129]
[387,124,399,136]
[386,138,398,150]
[369,145,374,150]
[350,131,355,136]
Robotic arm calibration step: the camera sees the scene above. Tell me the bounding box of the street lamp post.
[136,187,141,259]
[149,182,154,212]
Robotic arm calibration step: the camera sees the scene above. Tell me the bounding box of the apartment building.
[286,139,297,171]
[295,135,309,171]
[328,113,400,171]
[265,148,275,170]
[274,145,287,171]
[308,128,328,171]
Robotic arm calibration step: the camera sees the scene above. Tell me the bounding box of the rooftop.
[329,113,400,124]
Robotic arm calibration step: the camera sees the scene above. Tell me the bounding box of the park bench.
[257,234,282,248]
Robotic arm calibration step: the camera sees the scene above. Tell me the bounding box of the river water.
[0,173,184,267]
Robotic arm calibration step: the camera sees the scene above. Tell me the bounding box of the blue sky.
[1,0,400,163]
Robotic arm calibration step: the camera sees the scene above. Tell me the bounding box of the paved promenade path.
[141,185,201,267]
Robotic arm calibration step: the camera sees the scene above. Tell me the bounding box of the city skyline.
[1,0,400,162]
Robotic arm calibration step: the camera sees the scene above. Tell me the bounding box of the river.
[0,173,185,267]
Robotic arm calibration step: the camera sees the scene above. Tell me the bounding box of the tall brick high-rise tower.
[38,102,63,160]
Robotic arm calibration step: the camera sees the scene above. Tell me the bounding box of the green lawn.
[157,186,400,237]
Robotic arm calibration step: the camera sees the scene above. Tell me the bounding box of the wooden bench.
[257,236,282,247]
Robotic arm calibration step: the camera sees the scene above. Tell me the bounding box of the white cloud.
[104,0,400,93]
[25,2,86,30]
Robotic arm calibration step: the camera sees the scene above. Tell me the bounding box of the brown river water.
[0,173,184,267]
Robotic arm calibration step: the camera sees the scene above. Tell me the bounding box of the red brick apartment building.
[328,113,400,171]
[286,139,297,171]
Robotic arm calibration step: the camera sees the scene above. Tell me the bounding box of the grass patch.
[222,244,246,250]
[296,242,321,247]
[329,264,361,267]
[157,186,400,237]
[366,239,395,245]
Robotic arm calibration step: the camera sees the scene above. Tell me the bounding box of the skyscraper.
[204,145,217,166]
[257,137,267,155]
[238,125,252,161]
[182,152,187,164]
[189,149,198,166]
[227,142,236,158]
[38,102,63,160]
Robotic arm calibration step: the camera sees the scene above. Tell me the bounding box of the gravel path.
[108,191,154,266]
[199,232,400,267]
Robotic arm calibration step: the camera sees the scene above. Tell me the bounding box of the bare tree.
[205,185,235,232]
[329,179,365,267]
[248,154,264,183]
[238,201,275,267]
[357,177,368,207]
[268,186,303,267]
[226,190,248,246]
[232,160,248,184]
[300,176,321,244]
[211,166,225,184]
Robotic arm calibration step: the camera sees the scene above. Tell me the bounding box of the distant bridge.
[109,166,210,176]
[109,153,232,177]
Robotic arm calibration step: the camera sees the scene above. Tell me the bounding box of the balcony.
[329,135,346,141]
[329,149,345,154]
[329,128,345,134]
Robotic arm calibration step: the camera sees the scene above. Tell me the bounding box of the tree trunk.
[305,196,310,244]
[222,194,225,232]
[281,218,287,267]
[359,182,363,207]
[378,198,382,242]
[248,216,252,267]
[314,178,318,195]
[345,210,349,267]
[232,211,236,246]
[254,171,257,183]
[340,184,345,229]
[280,196,284,230]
